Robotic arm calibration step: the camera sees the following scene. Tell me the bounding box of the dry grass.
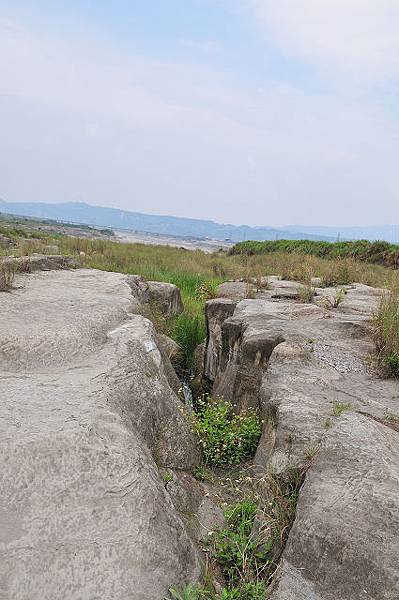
[0,262,15,291]
[374,279,399,375]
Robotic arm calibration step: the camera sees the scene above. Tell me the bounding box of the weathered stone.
[217,281,255,301]
[0,269,201,600]
[147,280,184,315]
[205,282,399,600]
[204,298,236,384]
[166,471,226,542]
[269,280,305,300]
[271,413,399,600]
[158,333,181,362]
[1,253,79,272]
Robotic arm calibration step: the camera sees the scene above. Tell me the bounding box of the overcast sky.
[1,1,399,227]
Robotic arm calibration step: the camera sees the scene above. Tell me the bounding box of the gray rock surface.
[158,333,181,362]
[205,279,399,600]
[0,269,201,600]
[147,280,184,315]
[204,298,235,384]
[126,274,184,315]
[1,253,79,272]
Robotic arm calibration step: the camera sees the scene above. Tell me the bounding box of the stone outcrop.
[204,278,399,600]
[126,274,184,315]
[0,269,202,600]
[204,298,235,385]
[1,253,79,271]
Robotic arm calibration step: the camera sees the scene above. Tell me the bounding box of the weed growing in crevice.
[374,283,399,377]
[322,287,347,309]
[331,401,351,417]
[207,500,269,586]
[166,582,266,600]
[298,283,315,304]
[194,397,262,467]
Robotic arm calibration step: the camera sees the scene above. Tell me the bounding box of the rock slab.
[0,269,200,600]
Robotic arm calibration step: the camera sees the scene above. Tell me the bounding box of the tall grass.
[231,238,399,268]
[374,278,399,375]
[0,262,15,291]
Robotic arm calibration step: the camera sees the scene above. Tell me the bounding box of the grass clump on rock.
[374,283,399,376]
[0,262,15,292]
[193,397,262,467]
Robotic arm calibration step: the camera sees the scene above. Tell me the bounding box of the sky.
[1,1,399,227]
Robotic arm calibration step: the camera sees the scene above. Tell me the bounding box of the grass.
[374,283,399,376]
[230,239,399,268]
[0,262,15,291]
[322,287,347,309]
[383,411,399,424]
[257,469,303,558]
[1,218,396,368]
[166,582,266,600]
[162,471,174,485]
[331,401,351,417]
[204,500,269,596]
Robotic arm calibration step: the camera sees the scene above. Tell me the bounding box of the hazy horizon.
[1,2,399,227]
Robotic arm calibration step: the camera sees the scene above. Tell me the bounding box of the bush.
[194,397,262,467]
[230,238,399,268]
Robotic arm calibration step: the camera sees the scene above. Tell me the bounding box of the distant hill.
[0,200,332,242]
[282,224,399,244]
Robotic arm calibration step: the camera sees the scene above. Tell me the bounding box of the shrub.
[194,397,262,467]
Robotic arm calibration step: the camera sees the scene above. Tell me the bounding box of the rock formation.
[203,278,399,600]
[0,268,209,600]
[2,264,398,600]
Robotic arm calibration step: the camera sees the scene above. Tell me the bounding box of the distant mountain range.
[0,199,397,243]
[0,200,333,242]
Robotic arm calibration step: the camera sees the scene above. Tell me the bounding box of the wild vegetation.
[230,239,399,268]
[194,397,262,467]
[1,218,397,369]
[374,284,399,376]
[0,262,15,291]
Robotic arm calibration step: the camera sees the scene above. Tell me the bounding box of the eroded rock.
[204,280,399,600]
[0,269,201,600]
[1,253,79,271]
[126,275,184,315]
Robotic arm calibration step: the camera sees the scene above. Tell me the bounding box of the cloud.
[249,0,399,81]
[1,15,399,226]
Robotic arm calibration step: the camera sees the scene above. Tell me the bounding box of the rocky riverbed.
[0,264,398,599]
